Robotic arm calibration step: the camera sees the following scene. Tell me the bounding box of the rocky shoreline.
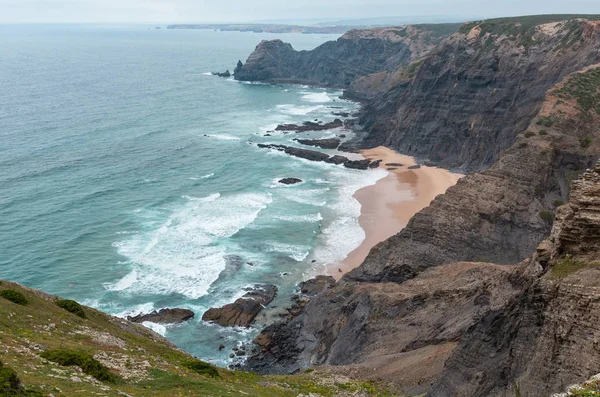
[229,15,600,397]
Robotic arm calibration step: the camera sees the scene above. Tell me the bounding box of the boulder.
[325,155,348,165]
[202,285,278,328]
[368,159,382,168]
[274,119,343,132]
[344,159,372,170]
[127,308,195,324]
[408,164,421,169]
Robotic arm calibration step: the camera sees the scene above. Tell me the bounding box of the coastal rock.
[212,70,231,78]
[298,276,336,296]
[368,159,382,168]
[257,144,330,162]
[325,155,349,165]
[343,159,371,170]
[386,162,403,167]
[127,308,195,324]
[202,285,277,328]
[234,25,459,87]
[407,164,420,169]
[295,138,341,150]
[278,178,303,185]
[275,119,342,132]
[258,143,379,170]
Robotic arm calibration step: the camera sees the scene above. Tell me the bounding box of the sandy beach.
[326,146,463,278]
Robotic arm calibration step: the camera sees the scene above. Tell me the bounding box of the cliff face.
[233,24,460,87]
[244,63,600,396]
[358,17,600,171]
[431,160,600,397]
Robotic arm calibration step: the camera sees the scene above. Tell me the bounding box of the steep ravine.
[243,44,600,396]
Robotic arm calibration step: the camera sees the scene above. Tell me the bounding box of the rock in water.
[295,138,341,149]
[127,308,195,324]
[212,70,231,78]
[202,285,278,327]
[278,178,302,185]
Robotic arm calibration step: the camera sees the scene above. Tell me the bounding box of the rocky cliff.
[358,16,600,171]
[243,59,600,396]
[233,24,460,87]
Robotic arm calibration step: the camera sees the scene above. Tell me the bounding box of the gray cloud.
[1,0,599,23]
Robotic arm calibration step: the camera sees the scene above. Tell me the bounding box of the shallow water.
[0,24,387,365]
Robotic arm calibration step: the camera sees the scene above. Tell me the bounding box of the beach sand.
[326,146,463,278]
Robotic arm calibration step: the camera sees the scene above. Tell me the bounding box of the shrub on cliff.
[56,299,86,318]
[183,359,220,378]
[0,360,22,394]
[40,349,119,384]
[539,210,554,223]
[0,290,28,305]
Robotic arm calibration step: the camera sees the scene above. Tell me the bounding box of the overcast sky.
[2,0,600,23]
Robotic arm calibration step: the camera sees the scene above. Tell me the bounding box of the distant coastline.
[166,23,353,34]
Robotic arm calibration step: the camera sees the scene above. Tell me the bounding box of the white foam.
[264,241,310,262]
[108,270,138,291]
[276,104,325,116]
[109,192,272,299]
[189,173,214,181]
[203,72,212,76]
[313,167,388,265]
[205,134,241,141]
[273,213,323,223]
[142,321,167,336]
[277,187,329,207]
[182,193,220,202]
[301,92,333,103]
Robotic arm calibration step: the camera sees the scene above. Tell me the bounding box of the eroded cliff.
[233,24,460,87]
[244,58,600,397]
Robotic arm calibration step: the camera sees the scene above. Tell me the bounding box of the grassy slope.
[0,280,391,397]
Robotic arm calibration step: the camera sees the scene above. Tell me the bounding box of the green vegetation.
[556,67,600,115]
[182,359,220,378]
[567,379,600,396]
[536,116,554,127]
[553,199,565,207]
[518,142,528,148]
[0,280,390,396]
[40,349,120,384]
[55,299,86,318]
[0,290,28,305]
[581,137,593,148]
[524,131,536,138]
[0,360,22,395]
[458,15,600,48]
[550,257,596,278]
[539,129,548,136]
[539,210,554,223]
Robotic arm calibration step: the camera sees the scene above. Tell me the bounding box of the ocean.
[0,24,387,365]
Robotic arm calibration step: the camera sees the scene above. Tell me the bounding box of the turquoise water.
[0,24,386,364]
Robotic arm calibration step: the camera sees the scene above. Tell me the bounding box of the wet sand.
[326,146,463,278]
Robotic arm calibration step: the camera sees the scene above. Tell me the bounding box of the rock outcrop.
[127,308,195,324]
[430,161,600,397]
[257,143,379,170]
[234,24,460,87]
[279,178,303,185]
[295,138,341,150]
[275,120,343,132]
[202,285,277,328]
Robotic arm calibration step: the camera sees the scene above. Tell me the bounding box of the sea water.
[0,24,387,365]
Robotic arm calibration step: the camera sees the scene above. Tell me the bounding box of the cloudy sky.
[2,0,600,23]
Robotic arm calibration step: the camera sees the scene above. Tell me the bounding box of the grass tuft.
[551,257,595,278]
[539,210,554,223]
